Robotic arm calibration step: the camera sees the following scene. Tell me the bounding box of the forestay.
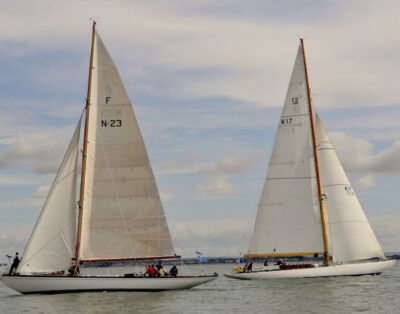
[19,119,81,274]
[316,115,385,262]
[80,33,175,261]
[247,45,324,256]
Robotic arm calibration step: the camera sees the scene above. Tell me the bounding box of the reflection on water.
[1,263,400,313]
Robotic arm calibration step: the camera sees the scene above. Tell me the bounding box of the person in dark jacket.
[68,264,80,276]
[8,252,20,275]
[169,265,178,277]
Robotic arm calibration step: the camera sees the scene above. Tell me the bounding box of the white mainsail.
[18,119,81,274]
[316,115,385,262]
[247,45,324,257]
[80,32,175,261]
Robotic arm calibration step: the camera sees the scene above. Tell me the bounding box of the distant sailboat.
[226,39,395,279]
[1,22,216,293]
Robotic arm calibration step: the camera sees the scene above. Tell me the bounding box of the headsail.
[246,44,324,257]
[79,32,175,261]
[316,115,385,262]
[19,119,81,274]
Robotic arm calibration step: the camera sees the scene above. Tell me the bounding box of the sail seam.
[280,113,309,118]
[267,176,316,180]
[328,220,367,224]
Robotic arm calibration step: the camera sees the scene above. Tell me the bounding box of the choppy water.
[1,262,399,313]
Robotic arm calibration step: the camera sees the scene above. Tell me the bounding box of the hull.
[225,260,395,279]
[1,274,217,294]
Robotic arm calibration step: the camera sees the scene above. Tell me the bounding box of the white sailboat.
[1,22,216,293]
[225,39,395,279]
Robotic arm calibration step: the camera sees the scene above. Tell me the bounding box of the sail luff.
[75,21,96,264]
[300,38,330,266]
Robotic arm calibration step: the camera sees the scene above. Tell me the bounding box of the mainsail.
[79,32,175,261]
[19,119,81,274]
[316,115,385,262]
[247,44,325,257]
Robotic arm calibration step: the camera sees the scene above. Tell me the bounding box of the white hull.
[1,274,217,294]
[225,260,395,279]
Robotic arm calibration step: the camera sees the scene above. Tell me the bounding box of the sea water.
[1,262,399,313]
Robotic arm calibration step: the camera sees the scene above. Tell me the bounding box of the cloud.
[170,218,252,257]
[0,131,69,174]
[159,191,175,202]
[157,153,261,176]
[155,152,202,175]
[156,153,262,198]
[330,132,400,175]
[0,234,28,263]
[1,1,400,109]
[0,176,35,185]
[356,175,375,190]
[196,175,235,198]
[199,154,261,175]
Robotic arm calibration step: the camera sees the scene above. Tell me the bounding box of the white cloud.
[196,175,235,198]
[155,152,202,175]
[0,130,70,174]
[0,176,35,185]
[356,175,375,190]
[159,191,175,202]
[199,154,261,175]
[1,1,400,109]
[330,132,400,174]
[170,218,252,257]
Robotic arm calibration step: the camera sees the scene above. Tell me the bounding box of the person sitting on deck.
[276,259,285,269]
[8,252,20,275]
[246,262,253,272]
[156,262,166,277]
[146,264,157,278]
[169,265,178,277]
[68,264,80,276]
[155,262,164,277]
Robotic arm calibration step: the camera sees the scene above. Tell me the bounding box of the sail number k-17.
[101,120,122,127]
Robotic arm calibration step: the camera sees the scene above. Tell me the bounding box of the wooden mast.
[300,38,330,266]
[74,21,96,265]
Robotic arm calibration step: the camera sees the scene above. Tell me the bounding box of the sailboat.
[1,22,217,293]
[225,39,395,279]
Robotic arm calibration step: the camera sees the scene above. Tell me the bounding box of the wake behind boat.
[1,22,216,294]
[225,39,395,280]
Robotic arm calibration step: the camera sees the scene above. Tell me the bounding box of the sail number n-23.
[101,120,122,127]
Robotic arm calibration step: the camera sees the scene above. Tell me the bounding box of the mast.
[74,21,96,265]
[300,38,330,266]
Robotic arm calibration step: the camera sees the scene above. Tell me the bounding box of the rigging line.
[12,31,91,254]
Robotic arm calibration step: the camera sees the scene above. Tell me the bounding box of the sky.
[0,0,400,261]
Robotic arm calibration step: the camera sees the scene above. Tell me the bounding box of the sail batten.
[80,32,175,260]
